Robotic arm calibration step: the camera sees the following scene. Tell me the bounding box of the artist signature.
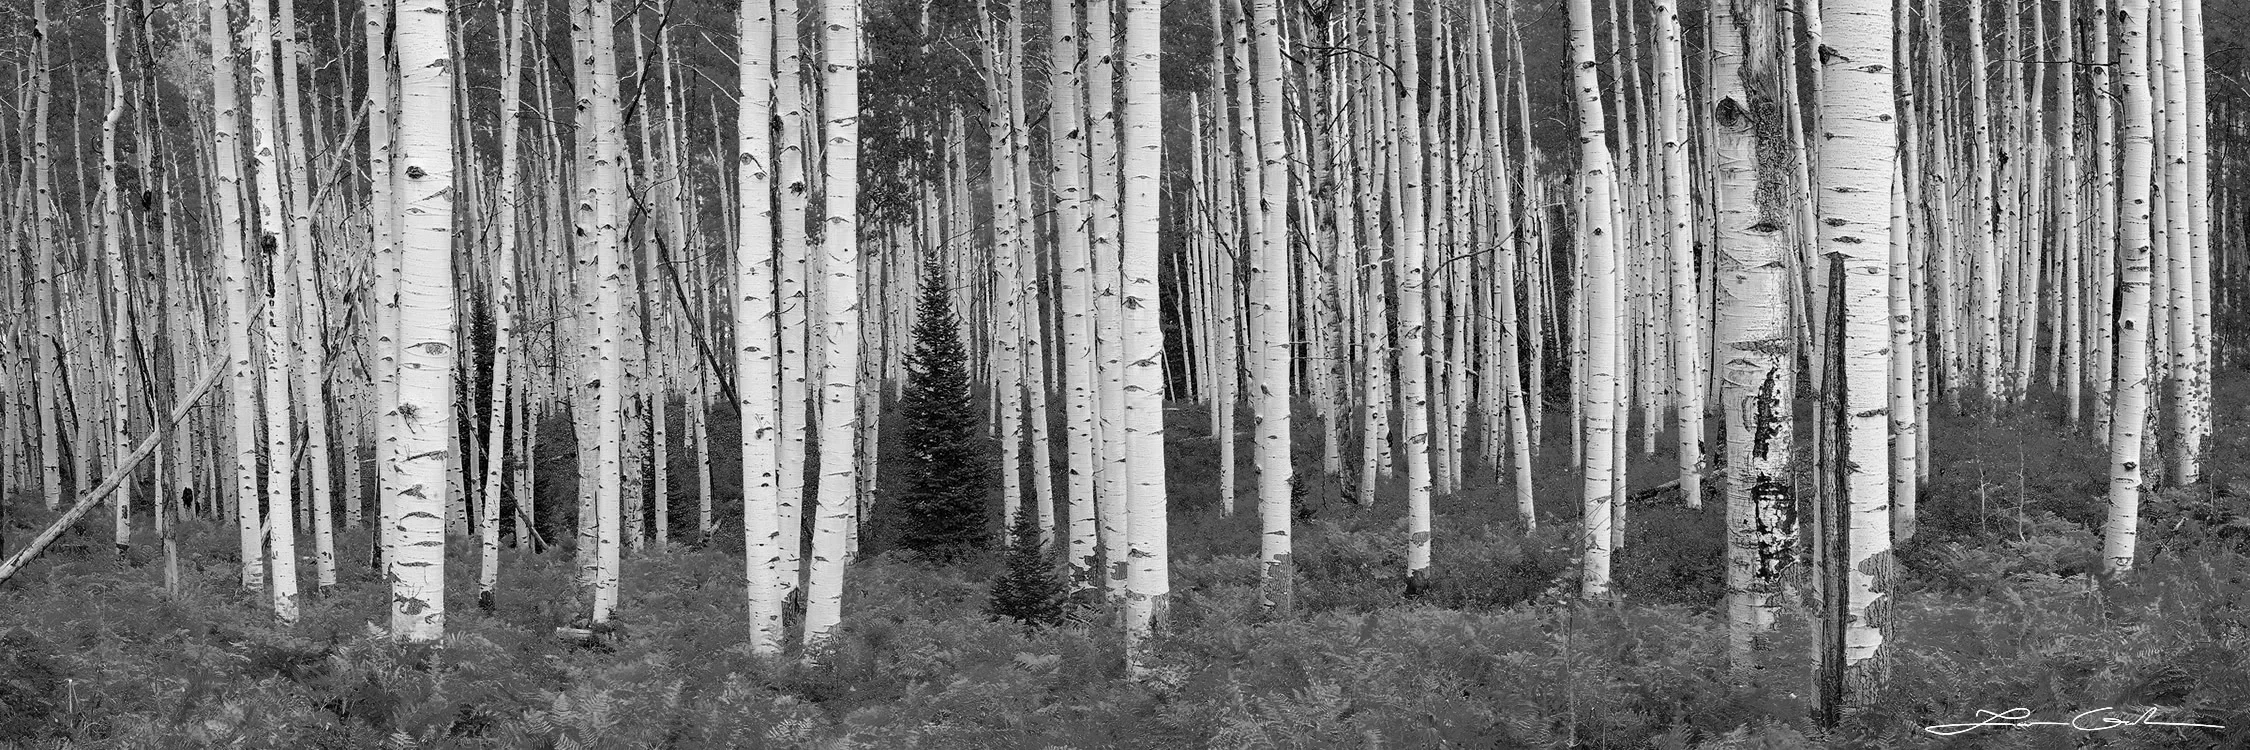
[1924,707,2226,736]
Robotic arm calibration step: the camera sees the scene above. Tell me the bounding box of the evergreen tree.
[894,252,994,559]
[988,502,1065,626]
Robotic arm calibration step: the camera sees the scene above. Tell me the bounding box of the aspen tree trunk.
[1353,7,1393,508]
[1881,162,1917,542]
[1048,0,1101,592]
[801,0,863,650]
[1891,0,1921,540]
[2001,1,2035,404]
[245,0,305,623]
[30,0,65,521]
[1569,0,1622,601]
[1004,6,1053,548]
[1914,0,1958,412]
[2090,0,2118,437]
[2179,0,2206,413]
[101,0,130,554]
[1119,0,1168,677]
[1654,0,1702,510]
[366,0,398,572]
[390,0,456,643]
[2058,0,2084,425]
[570,0,630,624]
[211,0,267,594]
[277,0,333,591]
[1471,0,1535,529]
[1219,0,1252,521]
[2158,0,2200,485]
[1716,0,1796,669]
[1967,0,2002,406]
[1390,0,1436,597]
[981,2,1027,542]
[774,0,810,602]
[477,0,523,613]
[1088,0,1132,603]
[1810,0,1896,721]
[738,0,786,656]
[1247,0,1292,619]
[2102,0,2157,579]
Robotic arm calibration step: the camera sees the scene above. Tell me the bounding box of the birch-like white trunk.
[738,0,786,656]
[389,0,456,643]
[1714,0,1795,669]
[2102,0,2158,579]
[1048,0,1100,592]
[1119,0,1168,677]
[1653,0,1702,508]
[1248,0,1292,619]
[477,0,524,612]
[1815,0,1896,713]
[1568,0,1621,601]
[801,0,863,650]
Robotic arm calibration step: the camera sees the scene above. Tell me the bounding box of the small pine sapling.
[988,502,1064,626]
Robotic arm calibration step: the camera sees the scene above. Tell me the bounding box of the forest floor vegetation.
[4,379,2250,748]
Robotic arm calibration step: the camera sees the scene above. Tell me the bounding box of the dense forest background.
[3,0,2250,747]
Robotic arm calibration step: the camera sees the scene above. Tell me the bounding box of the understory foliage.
[4,388,2249,748]
[889,251,995,560]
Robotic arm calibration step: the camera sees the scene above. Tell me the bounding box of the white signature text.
[1924,707,2225,736]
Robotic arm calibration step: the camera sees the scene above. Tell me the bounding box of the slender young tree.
[211,0,266,595]
[1569,0,1623,601]
[277,0,333,592]
[30,0,63,519]
[1653,0,1702,507]
[1393,0,1436,597]
[737,0,786,656]
[802,0,865,650]
[1247,0,1292,618]
[2103,0,2158,580]
[1046,0,1099,594]
[478,0,525,613]
[100,0,130,554]
[245,0,303,624]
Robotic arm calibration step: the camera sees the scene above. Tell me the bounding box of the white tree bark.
[100,0,130,554]
[277,0,333,592]
[1816,0,1896,712]
[245,0,302,624]
[1248,0,1291,618]
[1568,0,1621,601]
[478,0,524,612]
[1653,0,1702,509]
[1087,0,1130,604]
[209,0,267,595]
[2103,0,2158,579]
[738,0,785,656]
[2158,0,2201,485]
[578,0,629,625]
[1392,0,1435,596]
[1714,0,1795,668]
[1048,0,1100,591]
[1119,0,1168,677]
[390,0,457,643]
[801,0,863,650]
